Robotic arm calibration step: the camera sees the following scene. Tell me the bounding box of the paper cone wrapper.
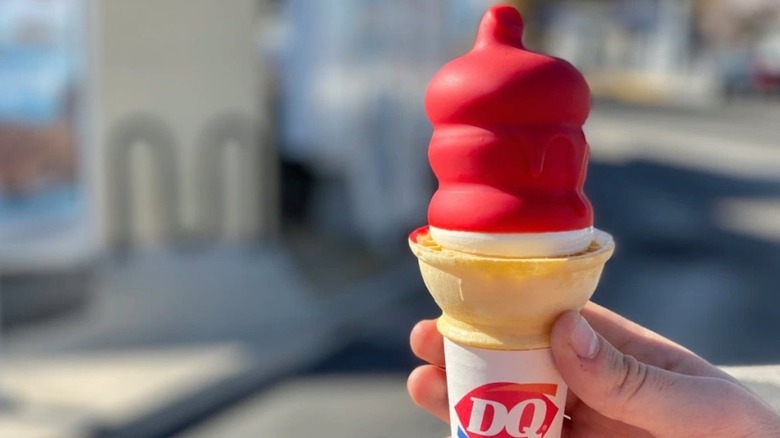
[409,227,614,438]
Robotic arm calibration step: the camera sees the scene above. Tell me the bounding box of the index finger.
[410,319,445,367]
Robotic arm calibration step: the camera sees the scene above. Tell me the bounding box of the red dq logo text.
[455,382,559,438]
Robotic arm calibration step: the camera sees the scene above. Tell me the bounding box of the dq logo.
[454,382,559,438]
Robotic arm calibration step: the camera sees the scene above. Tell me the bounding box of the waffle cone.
[410,227,614,350]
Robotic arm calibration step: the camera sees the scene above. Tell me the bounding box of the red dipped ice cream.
[425,5,594,257]
[409,12,615,438]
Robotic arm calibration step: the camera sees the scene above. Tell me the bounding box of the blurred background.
[0,0,779,436]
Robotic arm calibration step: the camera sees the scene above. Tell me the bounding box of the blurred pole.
[652,0,694,74]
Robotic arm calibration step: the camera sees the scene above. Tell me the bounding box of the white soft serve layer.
[429,226,594,258]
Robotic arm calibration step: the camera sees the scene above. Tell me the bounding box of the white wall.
[95,0,277,247]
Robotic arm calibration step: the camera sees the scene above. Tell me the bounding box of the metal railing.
[108,113,275,249]
[109,114,181,250]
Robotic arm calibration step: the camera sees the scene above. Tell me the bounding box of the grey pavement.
[0,245,420,437]
[588,100,780,180]
[180,375,448,438]
[176,367,780,438]
[586,100,780,365]
[4,100,780,437]
[179,100,780,437]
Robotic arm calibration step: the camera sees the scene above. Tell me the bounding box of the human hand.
[408,302,780,437]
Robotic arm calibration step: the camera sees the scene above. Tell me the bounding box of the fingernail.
[570,314,599,359]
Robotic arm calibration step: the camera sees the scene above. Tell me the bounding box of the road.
[587,100,780,364]
[179,100,780,437]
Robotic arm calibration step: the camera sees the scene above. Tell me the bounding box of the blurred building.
[0,0,282,328]
[1,0,281,257]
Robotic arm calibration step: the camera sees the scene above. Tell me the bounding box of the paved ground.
[587,100,780,364]
[181,375,447,438]
[3,100,780,437]
[180,100,780,437]
[0,247,420,437]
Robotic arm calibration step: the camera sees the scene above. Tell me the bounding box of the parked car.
[720,28,780,98]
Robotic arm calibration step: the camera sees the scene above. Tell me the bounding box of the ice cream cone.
[409,226,614,351]
[410,227,614,437]
[411,5,615,435]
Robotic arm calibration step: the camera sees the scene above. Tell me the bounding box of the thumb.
[550,311,747,436]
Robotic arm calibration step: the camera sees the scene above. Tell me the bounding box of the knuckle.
[606,354,653,419]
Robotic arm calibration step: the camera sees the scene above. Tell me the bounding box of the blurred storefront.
[529,0,780,103]
[529,0,713,104]
[1,0,278,327]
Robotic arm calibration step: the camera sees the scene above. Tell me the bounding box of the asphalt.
[4,100,780,438]
[586,100,780,364]
[175,100,780,437]
[0,247,422,438]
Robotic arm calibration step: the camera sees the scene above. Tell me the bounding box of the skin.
[408,302,780,438]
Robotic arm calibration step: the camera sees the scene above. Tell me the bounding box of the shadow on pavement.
[588,160,780,365]
[311,158,780,379]
[174,158,780,438]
